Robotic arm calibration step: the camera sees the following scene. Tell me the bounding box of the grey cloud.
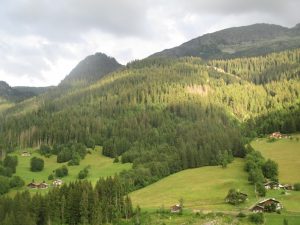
[0,0,299,86]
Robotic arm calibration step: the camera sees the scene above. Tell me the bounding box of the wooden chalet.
[21,151,31,157]
[170,204,182,213]
[27,182,39,189]
[52,179,63,187]
[37,182,49,189]
[269,132,288,139]
[251,198,282,213]
[27,181,49,189]
[283,184,294,190]
[264,181,284,190]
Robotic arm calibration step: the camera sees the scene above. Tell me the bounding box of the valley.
[0,22,300,224]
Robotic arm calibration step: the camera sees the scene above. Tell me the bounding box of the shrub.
[0,176,10,195]
[256,182,266,197]
[225,189,247,205]
[3,155,18,173]
[249,213,264,224]
[113,157,119,163]
[262,159,278,181]
[30,157,44,172]
[294,183,300,191]
[0,166,13,177]
[40,144,52,157]
[78,167,90,179]
[55,166,68,177]
[9,176,25,188]
[68,153,81,166]
[237,212,247,218]
[48,174,54,180]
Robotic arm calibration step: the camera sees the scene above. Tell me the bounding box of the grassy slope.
[251,134,300,184]
[131,159,257,211]
[12,146,131,187]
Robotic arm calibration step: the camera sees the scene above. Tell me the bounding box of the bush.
[262,159,278,181]
[237,212,247,218]
[3,155,18,173]
[0,176,10,195]
[55,166,68,178]
[9,176,25,188]
[225,189,247,205]
[68,153,81,166]
[294,183,300,191]
[113,157,119,163]
[40,144,52,156]
[249,213,264,224]
[256,182,266,197]
[0,166,13,177]
[30,157,44,172]
[48,174,54,180]
[78,166,90,179]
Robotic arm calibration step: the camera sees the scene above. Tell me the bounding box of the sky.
[0,0,299,87]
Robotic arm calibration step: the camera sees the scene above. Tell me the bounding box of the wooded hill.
[151,23,300,59]
[0,45,299,190]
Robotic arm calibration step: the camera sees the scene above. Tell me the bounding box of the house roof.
[258,198,280,204]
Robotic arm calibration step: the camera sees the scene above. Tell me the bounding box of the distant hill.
[0,81,51,103]
[150,23,300,59]
[60,52,123,87]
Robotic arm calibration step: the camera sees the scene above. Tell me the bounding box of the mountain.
[60,52,123,87]
[150,23,300,59]
[0,81,52,103]
[0,81,16,102]
[1,47,299,190]
[0,24,299,193]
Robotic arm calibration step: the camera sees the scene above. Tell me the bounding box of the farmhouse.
[170,204,182,213]
[21,151,31,157]
[251,198,282,213]
[52,179,63,187]
[27,181,49,189]
[269,132,288,139]
[27,182,39,189]
[283,184,294,190]
[264,181,284,190]
[37,181,49,189]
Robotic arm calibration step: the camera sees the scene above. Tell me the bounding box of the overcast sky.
[0,0,299,87]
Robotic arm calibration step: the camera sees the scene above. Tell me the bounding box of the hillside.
[0,48,300,191]
[11,147,131,187]
[131,159,256,210]
[60,52,123,87]
[151,23,300,59]
[251,134,300,183]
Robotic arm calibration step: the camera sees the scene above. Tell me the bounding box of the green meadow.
[131,159,257,211]
[10,146,131,191]
[251,134,300,184]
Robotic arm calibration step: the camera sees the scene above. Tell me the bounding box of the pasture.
[131,159,257,211]
[251,134,300,184]
[10,146,131,190]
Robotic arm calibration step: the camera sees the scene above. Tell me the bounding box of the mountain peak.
[60,52,123,87]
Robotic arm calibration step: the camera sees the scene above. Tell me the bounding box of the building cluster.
[27,179,63,189]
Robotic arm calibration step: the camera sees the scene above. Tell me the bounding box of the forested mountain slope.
[151,23,300,59]
[0,48,299,189]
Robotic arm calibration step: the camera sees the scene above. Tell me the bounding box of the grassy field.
[265,213,300,225]
[10,146,131,192]
[131,159,257,211]
[251,134,300,184]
